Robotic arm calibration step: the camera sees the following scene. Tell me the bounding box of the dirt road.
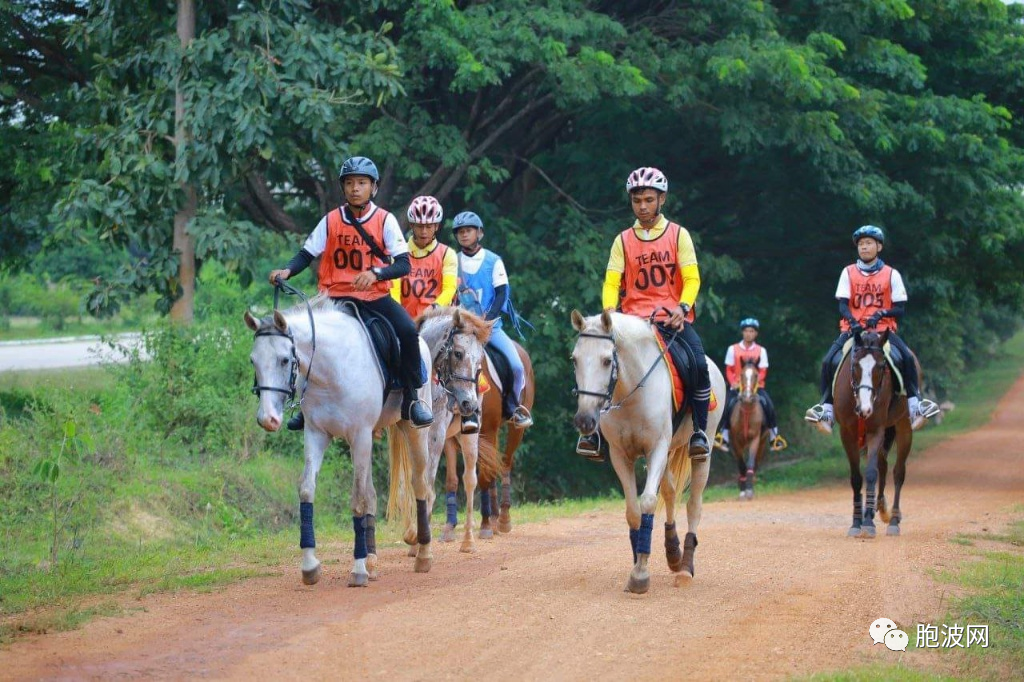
[4,375,1024,681]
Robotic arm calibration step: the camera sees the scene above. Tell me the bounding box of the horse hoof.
[674,571,694,587]
[459,539,475,554]
[744,491,754,501]
[626,573,650,594]
[498,520,512,534]
[407,545,417,558]
[414,556,432,573]
[886,525,900,537]
[441,524,456,543]
[859,525,877,539]
[478,528,494,540]
[847,526,861,537]
[301,563,322,586]
[367,554,380,581]
[348,571,369,587]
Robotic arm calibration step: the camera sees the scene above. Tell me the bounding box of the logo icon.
[884,629,909,652]
[870,617,898,645]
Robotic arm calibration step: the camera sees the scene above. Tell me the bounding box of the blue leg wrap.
[480,488,492,517]
[300,502,315,549]
[637,513,654,556]
[353,515,367,560]
[446,492,458,527]
[629,527,639,563]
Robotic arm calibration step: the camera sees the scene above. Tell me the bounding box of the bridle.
[850,341,887,409]
[251,280,316,411]
[739,363,759,402]
[434,324,483,409]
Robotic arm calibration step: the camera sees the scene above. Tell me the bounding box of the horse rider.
[391,195,458,318]
[451,210,534,429]
[576,166,713,459]
[268,155,433,431]
[714,317,786,452]
[804,224,941,433]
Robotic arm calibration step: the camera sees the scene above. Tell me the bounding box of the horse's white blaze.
[857,354,876,414]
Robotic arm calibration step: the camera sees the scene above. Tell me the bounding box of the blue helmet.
[452,211,484,233]
[740,317,760,331]
[852,225,885,245]
[339,156,380,182]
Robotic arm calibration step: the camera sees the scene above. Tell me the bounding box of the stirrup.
[688,430,710,461]
[404,398,433,429]
[509,405,533,429]
[804,404,827,423]
[576,433,604,462]
[713,432,729,452]
[918,399,941,419]
[770,434,788,452]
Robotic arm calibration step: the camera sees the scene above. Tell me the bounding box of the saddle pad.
[484,343,512,399]
[653,328,718,414]
[833,338,904,397]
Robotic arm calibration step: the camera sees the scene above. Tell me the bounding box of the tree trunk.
[170,0,196,324]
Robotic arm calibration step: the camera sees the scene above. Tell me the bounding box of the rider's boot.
[287,412,305,431]
[769,427,788,451]
[688,430,711,460]
[907,396,939,431]
[805,403,834,435]
[576,432,604,462]
[402,390,433,429]
[510,405,533,429]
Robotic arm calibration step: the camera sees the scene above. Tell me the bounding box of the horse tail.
[657,446,693,512]
[477,435,503,486]
[386,425,416,527]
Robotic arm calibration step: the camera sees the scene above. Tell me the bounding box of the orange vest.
[399,242,449,317]
[727,342,767,388]
[620,222,694,322]
[839,264,898,332]
[317,206,393,301]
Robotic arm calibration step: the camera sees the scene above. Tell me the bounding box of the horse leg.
[840,427,863,537]
[298,430,331,586]
[488,486,500,534]
[402,423,434,573]
[860,429,888,539]
[679,446,710,584]
[888,424,912,536]
[733,444,747,498]
[458,431,479,553]
[499,424,524,534]
[348,429,375,587]
[609,448,644,593]
[659,468,684,573]
[442,437,460,543]
[744,437,758,501]
[478,478,494,539]
[629,438,672,594]
[877,426,896,525]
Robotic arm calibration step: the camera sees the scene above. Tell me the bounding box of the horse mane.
[418,306,493,347]
[579,311,655,347]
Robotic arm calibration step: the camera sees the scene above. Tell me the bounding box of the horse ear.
[600,309,613,333]
[853,329,862,345]
[273,310,288,333]
[452,307,462,329]
[570,309,585,331]
[244,310,259,332]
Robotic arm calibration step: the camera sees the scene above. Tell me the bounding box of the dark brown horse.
[834,330,914,538]
[730,360,768,500]
[441,340,535,541]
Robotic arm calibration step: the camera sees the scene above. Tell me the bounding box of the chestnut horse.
[730,360,768,500]
[441,340,535,541]
[834,330,914,538]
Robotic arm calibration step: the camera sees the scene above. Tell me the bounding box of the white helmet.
[626,167,668,194]
[407,195,444,224]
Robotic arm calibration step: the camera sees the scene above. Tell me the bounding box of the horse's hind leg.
[888,425,911,536]
[498,425,523,534]
[877,427,896,525]
[442,437,459,543]
[297,430,331,586]
[404,424,434,573]
[659,467,684,574]
[458,432,479,553]
[732,446,747,498]
[680,447,710,583]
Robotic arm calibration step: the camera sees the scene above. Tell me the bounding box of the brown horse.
[834,330,914,538]
[441,339,535,541]
[730,360,768,500]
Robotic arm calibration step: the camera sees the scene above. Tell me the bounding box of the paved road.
[0,333,145,372]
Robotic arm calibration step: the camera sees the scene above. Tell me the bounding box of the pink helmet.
[626,167,668,194]
[407,195,444,224]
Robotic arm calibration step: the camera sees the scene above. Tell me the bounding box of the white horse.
[570,310,726,594]
[245,295,433,587]
[415,307,499,554]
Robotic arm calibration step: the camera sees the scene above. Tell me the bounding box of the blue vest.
[458,250,504,329]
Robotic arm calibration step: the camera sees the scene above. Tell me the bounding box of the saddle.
[831,337,905,397]
[653,325,717,435]
[484,343,516,420]
[337,301,427,399]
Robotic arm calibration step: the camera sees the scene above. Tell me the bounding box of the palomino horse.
[834,329,913,538]
[416,307,500,554]
[245,294,434,587]
[571,310,726,593]
[441,339,535,540]
[730,360,768,500]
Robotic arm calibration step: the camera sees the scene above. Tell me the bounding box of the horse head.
[245,309,297,432]
[850,329,891,419]
[570,309,617,436]
[420,306,492,418]
[739,360,760,402]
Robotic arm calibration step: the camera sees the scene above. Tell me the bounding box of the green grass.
[800,664,958,681]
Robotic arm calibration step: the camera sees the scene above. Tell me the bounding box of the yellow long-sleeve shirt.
[601,215,700,310]
[390,239,459,306]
